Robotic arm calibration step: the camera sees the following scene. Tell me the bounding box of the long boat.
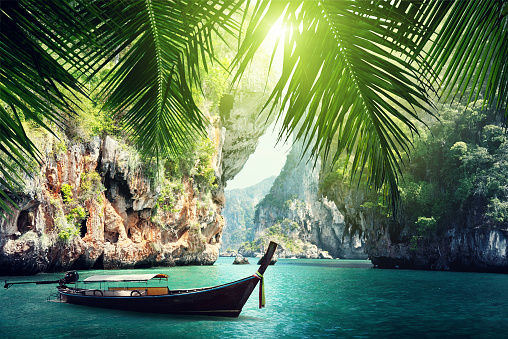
[5,241,277,317]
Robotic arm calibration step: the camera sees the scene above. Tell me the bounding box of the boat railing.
[108,287,169,296]
[82,289,147,297]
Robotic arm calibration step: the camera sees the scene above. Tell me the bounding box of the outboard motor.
[61,271,79,285]
[4,271,79,289]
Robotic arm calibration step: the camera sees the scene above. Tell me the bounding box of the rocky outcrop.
[0,125,225,274]
[321,102,508,273]
[232,254,249,265]
[325,182,508,273]
[256,254,277,265]
[368,224,508,272]
[0,88,287,275]
[220,92,275,184]
[253,141,367,259]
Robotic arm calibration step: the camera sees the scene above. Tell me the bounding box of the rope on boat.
[253,271,265,308]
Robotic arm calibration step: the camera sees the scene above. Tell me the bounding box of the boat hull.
[57,276,259,317]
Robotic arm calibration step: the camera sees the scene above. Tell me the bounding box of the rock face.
[0,90,281,275]
[369,223,508,272]
[253,142,367,259]
[0,125,225,274]
[325,183,508,273]
[220,92,275,184]
[256,254,277,265]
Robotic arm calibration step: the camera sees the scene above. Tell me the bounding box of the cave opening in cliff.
[103,171,133,203]
[80,219,87,238]
[118,180,133,202]
[105,231,119,243]
[70,254,88,270]
[134,258,154,269]
[93,253,104,269]
[16,210,31,233]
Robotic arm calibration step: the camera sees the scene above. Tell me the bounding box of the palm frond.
[427,0,508,115]
[0,0,244,217]
[0,1,93,216]
[88,1,243,157]
[235,0,451,205]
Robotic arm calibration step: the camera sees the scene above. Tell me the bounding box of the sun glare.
[265,18,286,47]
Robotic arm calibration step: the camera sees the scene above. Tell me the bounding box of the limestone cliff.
[324,183,508,272]
[252,142,367,259]
[0,88,279,275]
[220,92,275,184]
[0,119,225,275]
[319,102,508,273]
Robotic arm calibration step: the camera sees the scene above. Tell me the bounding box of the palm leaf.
[0,1,94,217]
[426,0,508,115]
[0,0,244,217]
[87,0,244,157]
[5,0,505,220]
[234,0,451,205]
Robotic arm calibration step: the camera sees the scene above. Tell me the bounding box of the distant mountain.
[221,176,276,251]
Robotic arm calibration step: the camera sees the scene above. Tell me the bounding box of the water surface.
[1,258,507,338]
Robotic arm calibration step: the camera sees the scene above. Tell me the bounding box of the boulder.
[319,251,333,259]
[233,254,249,265]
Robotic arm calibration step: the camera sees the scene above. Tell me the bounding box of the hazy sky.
[225,122,291,190]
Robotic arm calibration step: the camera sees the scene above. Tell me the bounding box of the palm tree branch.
[427,0,508,115]
[236,0,449,205]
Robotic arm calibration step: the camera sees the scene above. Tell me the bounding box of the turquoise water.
[1,258,508,338]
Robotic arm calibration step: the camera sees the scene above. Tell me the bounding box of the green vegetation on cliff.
[255,146,305,218]
[152,136,219,224]
[401,102,508,248]
[321,100,508,249]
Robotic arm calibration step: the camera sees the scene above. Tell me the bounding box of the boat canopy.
[83,274,168,283]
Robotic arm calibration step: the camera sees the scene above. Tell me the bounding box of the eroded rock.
[1,127,225,274]
[233,254,249,265]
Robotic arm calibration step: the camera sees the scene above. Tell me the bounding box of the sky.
[225,121,291,190]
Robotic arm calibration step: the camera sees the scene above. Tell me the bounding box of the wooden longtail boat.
[4,241,277,317]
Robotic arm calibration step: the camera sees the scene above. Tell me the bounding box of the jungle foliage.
[401,101,508,230]
[320,100,508,247]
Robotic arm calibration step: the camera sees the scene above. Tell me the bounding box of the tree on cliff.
[1,0,507,216]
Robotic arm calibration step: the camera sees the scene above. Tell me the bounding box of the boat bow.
[252,241,277,308]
